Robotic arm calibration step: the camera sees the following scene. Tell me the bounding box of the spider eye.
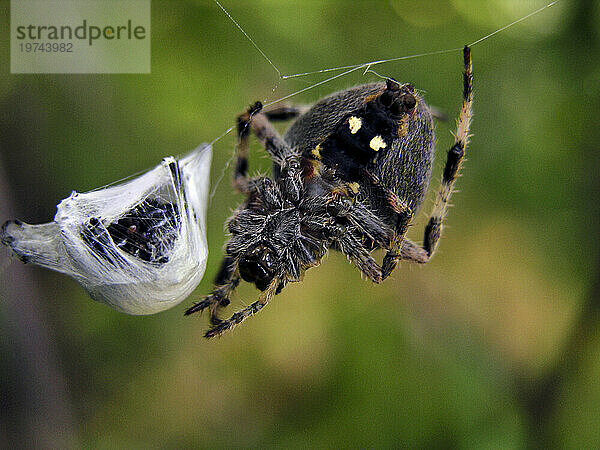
[400,93,416,110]
[390,101,403,116]
[385,78,400,91]
[390,93,417,116]
[380,91,393,106]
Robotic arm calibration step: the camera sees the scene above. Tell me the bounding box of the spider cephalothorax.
[225,176,330,292]
[186,47,473,338]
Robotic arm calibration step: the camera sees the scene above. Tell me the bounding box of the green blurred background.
[1,0,599,448]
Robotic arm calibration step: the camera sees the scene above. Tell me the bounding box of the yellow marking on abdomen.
[369,135,387,151]
[311,144,322,159]
[348,116,362,134]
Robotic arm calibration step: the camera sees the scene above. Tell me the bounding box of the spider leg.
[346,201,392,248]
[326,183,392,248]
[423,46,472,258]
[232,103,263,194]
[262,104,310,122]
[234,101,305,196]
[382,191,414,279]
[184,256,240,324]
[299,202,382,283]
[335,232,383,283]
[320,182,387,282]
[238,102,300,167]
[383,46,473,273]
[398,238,430,263]
[204,277,280,338]
[238,103,302,203]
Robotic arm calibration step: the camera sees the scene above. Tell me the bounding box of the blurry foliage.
[1,0,599,448]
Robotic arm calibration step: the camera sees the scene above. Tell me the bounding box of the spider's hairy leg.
[262,104,310,122]
[327,183,392,248]
[240,103,302,202]
[298,206,382,283]
[386,46,473,267]
[238,102,299,167]
[335,232,383,283]
[204,276,280,338]
[381,191,414,279]
[184,256,239,324]
[233,103,263,193]
[234,100,303,193]
[423,45,472,258]
[321,183,386,282]
[346,201,393,249]
[379,46,472,273]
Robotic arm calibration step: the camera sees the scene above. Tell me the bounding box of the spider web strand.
[468,0,561,47]
[214,0,282,78]
[281,48,463,80]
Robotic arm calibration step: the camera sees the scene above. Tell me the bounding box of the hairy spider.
[186,46,473,338]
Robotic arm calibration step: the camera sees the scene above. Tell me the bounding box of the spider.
[186,46,473,338]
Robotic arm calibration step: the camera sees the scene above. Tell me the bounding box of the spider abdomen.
[287,80,435,233]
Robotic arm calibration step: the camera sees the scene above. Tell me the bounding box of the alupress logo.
[11,0,151,74]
